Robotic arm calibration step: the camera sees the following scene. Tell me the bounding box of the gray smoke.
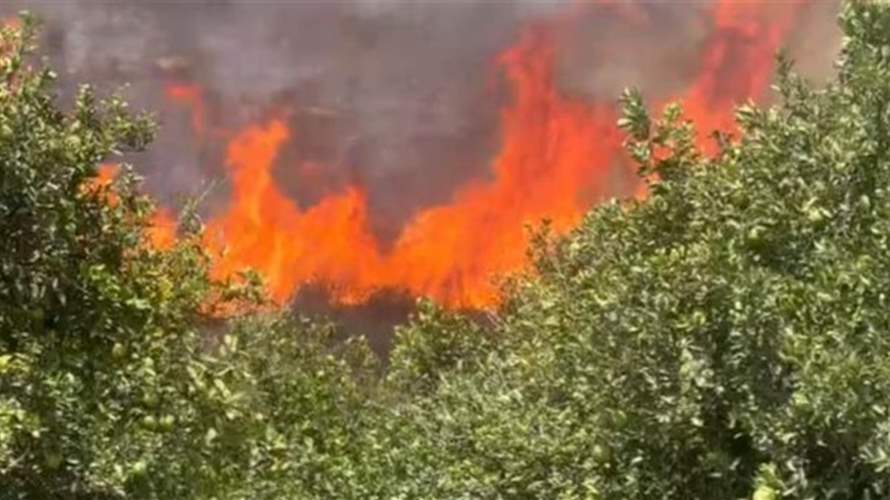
[1,0,841,242]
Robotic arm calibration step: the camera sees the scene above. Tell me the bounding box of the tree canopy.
[366,2,890,497]
[0,16,376,499]
[4,1,890,499]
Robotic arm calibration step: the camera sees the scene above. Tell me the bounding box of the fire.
[387,26,622,307]
[198,24,621,309]
[95,163,120,189]
[163,1,808,309]
[148,208,176,250]
[680,1,805,146]
[91,164,176,250]
[166,84,207,139]
[202,121,382,304]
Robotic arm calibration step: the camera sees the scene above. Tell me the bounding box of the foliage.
[364,1,890,498]
[0,16,376,499]
[386,300,499,394]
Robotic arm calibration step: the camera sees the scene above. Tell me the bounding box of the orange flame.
[167,1,808,309]
[148,208,177,250]
[166,84,207,138]
[202,121,382,304]
[95,163,120,186]
[198,25,622,309]
[387,27,622,307]
[87,164,121,205]
[680,1,805,147]
[90,164,176,249]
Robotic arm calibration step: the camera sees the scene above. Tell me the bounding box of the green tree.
[370,1,890,498]
[0,16,376,499]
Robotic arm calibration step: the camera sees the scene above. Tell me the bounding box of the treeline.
[4,2,890,498]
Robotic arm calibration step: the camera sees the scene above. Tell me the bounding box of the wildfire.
[159,0,808,310]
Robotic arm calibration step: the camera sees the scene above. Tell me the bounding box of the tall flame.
[163,1,808,309]
[198,24,622,309]
[680,1,805,144]
[387,26,623,307]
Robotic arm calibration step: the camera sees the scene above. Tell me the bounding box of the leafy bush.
[370,1,890,498]
[0,17,375,499]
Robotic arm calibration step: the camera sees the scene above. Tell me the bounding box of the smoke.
[2,1,839,224]
[1,1,556,230]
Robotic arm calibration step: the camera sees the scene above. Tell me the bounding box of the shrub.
[376,2,890,497]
